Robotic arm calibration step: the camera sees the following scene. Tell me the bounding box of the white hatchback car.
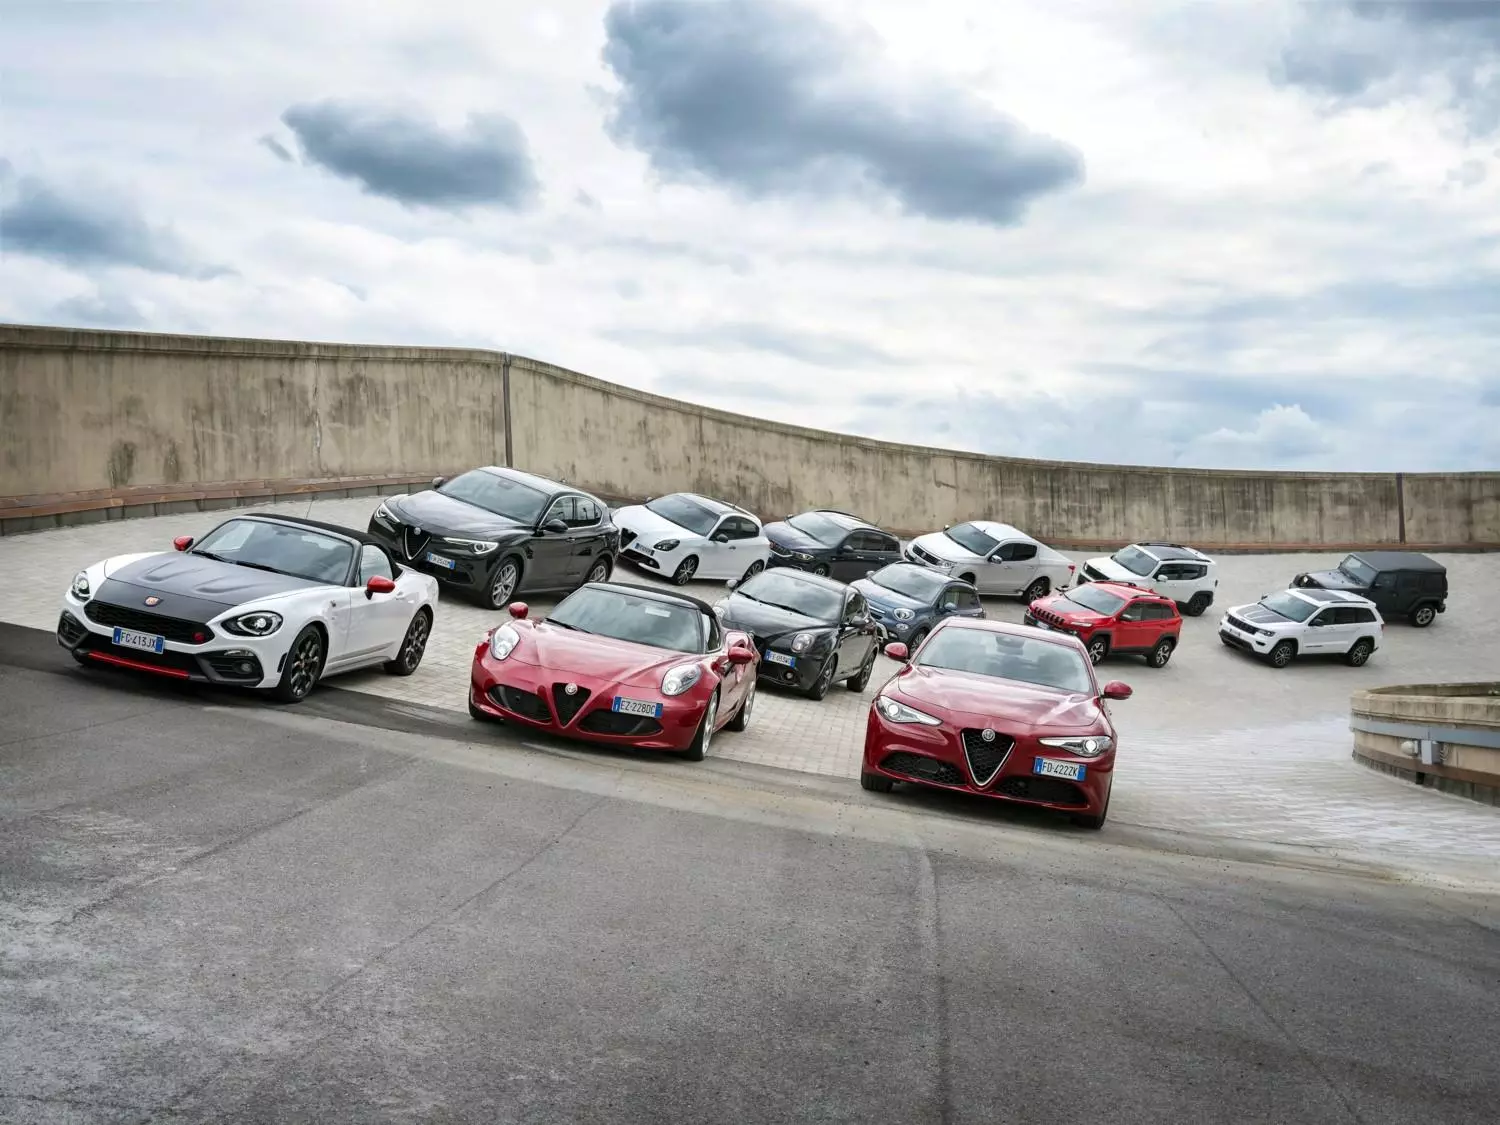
[904,520,1076,601]
[614,492,772,585]
[1218,587,1383,669]
[1080,541,1219,616]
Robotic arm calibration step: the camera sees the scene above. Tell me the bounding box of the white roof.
[969,520,1032,541]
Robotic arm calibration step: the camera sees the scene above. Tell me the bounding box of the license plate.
[1033,620,1050,630]
[765,651,796,667]
[612,696,663,717]
[425,552,456,570]
[1033,758,1084,781]
[113,627,165,654]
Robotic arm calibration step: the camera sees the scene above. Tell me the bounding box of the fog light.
[238,662,254,675]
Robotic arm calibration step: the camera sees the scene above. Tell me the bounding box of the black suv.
[1292,550,1447,627]
[760,509,904,582]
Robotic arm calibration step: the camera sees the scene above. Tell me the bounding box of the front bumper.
[1217,615,1276,656]
[862,708,1111,816]
[367,520,495,591]
[57,600,286,689]
[469,650,706,751]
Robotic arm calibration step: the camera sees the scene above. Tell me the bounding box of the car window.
[1120,600,1148,621]
[955,587,982,611]
[439,470,550,524]
[873,532,900,554]
[543,496,576,526]
[1308,610,1334,627]
[358,544,394,584]
[192,518,354,586]
[1422,574,1444,592]
[1354,607,1377,623]
[547,586,707,653]
[916,628,1094,694]
[646,494,719,537]
[570,496,602,527]
[844,591,867,621]
[1398,572,1421,589]
[1111,545,1157,576]
[1063,585,1126,616]
[870,564,949,601]
[1000,541,1038,562]
[786,511,852,546]
[717,517,758,541]
[938,586,962,611]
[1259,591,1318,622]
[944,523,1000,556]
[736,570,844,620]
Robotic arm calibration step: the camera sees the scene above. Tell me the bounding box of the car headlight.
[372,502,396,528]
[662,663,702,696]
[875,694,942,726]
[1257,628,1275,637]
[793,551,813,561]
[71,571,90,599]
[893,607,914,621]
[654,539,680,552]
[1039,735,1112,757]
[222,611,283,637]
[441,537,500,556]
[489,623,521,660]
[790,631,820,653]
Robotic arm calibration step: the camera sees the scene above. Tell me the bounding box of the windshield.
[870,564,947,602]
[1110,545,1157,576]
[438,470,549,524]
[944,523,998,556]
[1258,591,1317,622]
[547,587,707,653]
[1337,555,1378,585]
[192,518,354,585]
[646,494,719,538]
[785,511,850,546]
[736,571,844,620]
[1064,586,1126,616]
[916,627,1094,694]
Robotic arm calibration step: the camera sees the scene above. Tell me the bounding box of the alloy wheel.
[701,694,717,756]
[1087,638,1107,664]
[288,632,322,699]
[1414,606,1435,627]
[401,612,430,671]
[587,560,609,584]
[674,557,698,585]
[490,562,519,607]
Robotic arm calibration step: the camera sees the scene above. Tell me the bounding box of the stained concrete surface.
[3,641,1499,1123]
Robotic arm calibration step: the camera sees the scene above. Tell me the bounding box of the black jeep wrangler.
[1291,551,1447,627]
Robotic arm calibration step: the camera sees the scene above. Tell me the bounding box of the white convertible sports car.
[904,520,1077,601]
[56,513,440,702]
[614,492,772,585]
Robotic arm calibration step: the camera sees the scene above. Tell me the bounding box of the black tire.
[812,563,830,577]
[272,624,325,703]
[681,690,718,761]
[382,608,432,675]
[483,555,524,610]
[847,643,876,692]
[1268,640,1296,669]
[671,556,699,586]
[1086,636,1109,665]
[1410,604,1436,628]
[741,559,765,583]
[1345,638,1374,667]
[807,655,836,701]
[906,627,929,653]
[1022,578,1049,603]
[1072,784,1110,830]
[860,770,894,793]
[1183,593,1211,617]
[1147,636,1175,668]
[726,681,754,731]
[582,556,611,587]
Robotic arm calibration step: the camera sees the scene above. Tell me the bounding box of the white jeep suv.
[1218,587,1383,669]
[1080,541,1218,616]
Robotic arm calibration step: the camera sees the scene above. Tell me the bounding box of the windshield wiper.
[192,550,232,563]
[546,618,592,634]
[756,601,809,615]
[195,550,285,576]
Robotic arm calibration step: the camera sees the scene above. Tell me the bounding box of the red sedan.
[469,581,757,760]
[860,617,1131,829]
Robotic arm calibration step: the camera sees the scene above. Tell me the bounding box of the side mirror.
[508,602,529,619]
[712,533,730,543]
[365,575,396,598]
[540,519,568,535]
[726,578,739,589]
[865,570,875,578]
[432,476,447,489]
[1102,681,1132,700]
[173,535,194,552]
[727,647,755,665]
[884,641,910,662]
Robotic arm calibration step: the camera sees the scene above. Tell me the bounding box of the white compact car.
[1218,587,1383,669]
[904,520,1076,601]
[614,492,771,585]
[1080,541,1219,616]
[56,513,440,702]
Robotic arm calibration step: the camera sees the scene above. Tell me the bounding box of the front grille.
[401,525,431,560]
[203,652,264,681]
[57,611,88,646]
[552,683,592,725]
[1226,614,1255,634]
[618,529,636,549]
[489,685,551,722]
[578,710,663,736]
[961,729,1014,786]
[880,752,965,787]
[995,776,1087,807]
[910,546,944,568]
[1082,564,1108,583]
[83,600,212,644]
[1220,629,1252,653]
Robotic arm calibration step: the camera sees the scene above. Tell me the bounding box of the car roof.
[1136,542,1208,562]
[679,492,758,521]
[878,561,949,581]
[472,464,588,500]
[755,567,849,594]
[237,512,389,553]
[809,509,871,530]
[1290,587,1376,606]
[1349,550,1445,572]
[586,580,718,618]
[933,614,1089,652]
[967,520,1032,541]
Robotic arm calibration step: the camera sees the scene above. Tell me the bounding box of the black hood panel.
[719,595,832,643]
[1295,569,1366,593]
[95,553,324,624]
[388,491,532,539]
[761,521,826,554]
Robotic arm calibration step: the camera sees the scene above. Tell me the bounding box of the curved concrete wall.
[1351,683,1500,805]
[3,323,1498,549]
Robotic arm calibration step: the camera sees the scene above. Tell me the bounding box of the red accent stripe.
[86,651,191,678]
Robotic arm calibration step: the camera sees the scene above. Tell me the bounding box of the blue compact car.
[850,562,985,649]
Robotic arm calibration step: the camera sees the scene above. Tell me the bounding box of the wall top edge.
[5,322,1496,482]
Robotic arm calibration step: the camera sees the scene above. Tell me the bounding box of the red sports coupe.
[468,580,757,760]
[860,617,1132,829]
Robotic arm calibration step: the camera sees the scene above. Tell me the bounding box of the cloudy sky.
[3,0,1499,472]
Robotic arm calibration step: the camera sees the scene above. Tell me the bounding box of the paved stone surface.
[3,497,1499,884]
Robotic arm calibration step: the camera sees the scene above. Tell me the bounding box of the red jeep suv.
[1025,580,1181,667]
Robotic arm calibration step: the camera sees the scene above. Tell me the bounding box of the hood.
[616,505,697,544]
[760,520,826,553]
[889,665,1106,733]
[909,531,977,564]
[515,622,698,689]
[386,490,531,539]
[1034,593,1105,625]
[718,593,831,641]
[1229,603,1298,628]
[1293,568,1365,592]
[851,578,925,613]
[1083,555,1135,581]
[93,552,326,624]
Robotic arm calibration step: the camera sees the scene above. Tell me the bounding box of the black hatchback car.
[760,509,904,582]
[367,466,619,609]
[1292,550,1448,626]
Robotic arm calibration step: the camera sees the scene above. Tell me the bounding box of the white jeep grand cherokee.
[1218,587,1383,669]
[1079,541,1218,615]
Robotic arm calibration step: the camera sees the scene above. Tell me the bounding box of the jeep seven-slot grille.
[83,601,211,644]
[961,729,1014,786]
[489,685,551,722]
[552,683,592,725]
[1226,614,1255,634]
[880,752,965,787]
[996,776,1087,806]
[579,710,662,736]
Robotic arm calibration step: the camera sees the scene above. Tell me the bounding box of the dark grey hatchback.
[850,563,984,649]
[761,509,904,581]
